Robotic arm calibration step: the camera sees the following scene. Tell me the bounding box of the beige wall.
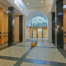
[14,15,19,43]
[47,13,52,42]
[23,15,26,42]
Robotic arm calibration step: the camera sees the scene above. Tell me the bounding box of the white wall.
[26,26,30,40]
[23,15,26,42]
[24,5,52,43]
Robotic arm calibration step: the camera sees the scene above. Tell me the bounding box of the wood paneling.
[43,27,47,38]
[33,27,37,38]
[0,8,4,45]
[30,27,32,38]
[30,27,47,38]
[14,15,19,43]
[64,10,66,43]
[4,13,8,43]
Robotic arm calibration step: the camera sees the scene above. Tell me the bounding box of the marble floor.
[0,42,19,50]
[0,38,66,66]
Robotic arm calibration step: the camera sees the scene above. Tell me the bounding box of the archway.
[25,11,48,42]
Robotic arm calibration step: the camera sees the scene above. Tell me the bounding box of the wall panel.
[38,27,42,38]
[33,27,37,38]
[4,13,8,43]
[63,10,66,50]
[30,27,32,38]
[14,15,19,43]
[0,8,4,45]
[43,27,47,38]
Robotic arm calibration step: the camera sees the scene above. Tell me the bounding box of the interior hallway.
[0,38,66,66]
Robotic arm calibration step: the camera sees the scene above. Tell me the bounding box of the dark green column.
[37,27,38,40]
[42,26,43,38]
[19,15,23,42]
[56,0,63,48]
[8,7,14,46]
[52,12,55,43]
[31,23,33,38]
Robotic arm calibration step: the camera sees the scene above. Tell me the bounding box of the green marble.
[8,7,14,46]
[52,12,55,43]
[19,15,23,42]
[56,0,64,48]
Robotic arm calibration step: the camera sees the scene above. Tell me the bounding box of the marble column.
[31,23,33,41]
[8,7,14,46]
[37,27,38,40]
[52,12,55,43]
[19,15,23,42]
[31,23,33,38]
[42,26,43,38]
[56,0,63,48]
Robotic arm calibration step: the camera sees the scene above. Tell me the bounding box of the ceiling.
[0,0,53,15]
[0,0,23,15]
[22,0,53,9]
[0,0,12,7]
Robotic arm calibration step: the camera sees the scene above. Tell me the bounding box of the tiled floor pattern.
[0,46,30,58]
[0,38,66,66]
[21,62,52,66]
[0,59,16,66]
[26,48,66,63]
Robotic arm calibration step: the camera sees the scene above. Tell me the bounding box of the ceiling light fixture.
[7,11,11,13]
[63,5,66,8]
[27,3,29,5]
[41,1,43,3]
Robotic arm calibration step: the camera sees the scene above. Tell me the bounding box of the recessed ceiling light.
[7,10,11,13]
[27,3,29,5]
[41,1,43,3]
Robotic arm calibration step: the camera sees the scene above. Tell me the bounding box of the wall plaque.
[0,32,1,34]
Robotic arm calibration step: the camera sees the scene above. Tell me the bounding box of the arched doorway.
[25,11,48,42]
